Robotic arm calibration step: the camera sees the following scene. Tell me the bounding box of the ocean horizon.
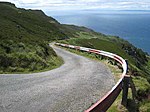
[46,10,150,54]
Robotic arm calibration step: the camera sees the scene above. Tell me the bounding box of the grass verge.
[0,55,64,74]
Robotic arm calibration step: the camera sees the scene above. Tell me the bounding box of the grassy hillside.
[0,2,67,73]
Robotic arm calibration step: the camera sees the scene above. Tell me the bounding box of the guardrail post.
[121,75,130,107]
[121,59,129,107]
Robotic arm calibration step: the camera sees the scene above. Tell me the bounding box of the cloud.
[0,0,150,10]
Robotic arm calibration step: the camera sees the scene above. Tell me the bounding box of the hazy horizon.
[1,0,150,11]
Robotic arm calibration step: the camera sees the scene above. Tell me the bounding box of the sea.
[46,10,150,54]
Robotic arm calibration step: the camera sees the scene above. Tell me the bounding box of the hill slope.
[0,2,67,73]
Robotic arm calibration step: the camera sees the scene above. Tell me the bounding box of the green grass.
[0,56,63,74]
[132,76,150,101]
[0,41,64,73]
[139,100,150,112]
[0,2,66,73]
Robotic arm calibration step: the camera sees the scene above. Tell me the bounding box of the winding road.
[0,45,115,112]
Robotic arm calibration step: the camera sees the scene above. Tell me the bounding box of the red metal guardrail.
[55,43,128,112]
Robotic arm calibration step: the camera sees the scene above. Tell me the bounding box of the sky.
[0,0,150,11]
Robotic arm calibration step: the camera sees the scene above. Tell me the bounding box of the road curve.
[0,46,115,112]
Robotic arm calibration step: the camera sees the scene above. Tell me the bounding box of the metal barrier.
[55,43,129,112]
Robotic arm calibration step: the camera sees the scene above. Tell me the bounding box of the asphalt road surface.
[0,46,115,112]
